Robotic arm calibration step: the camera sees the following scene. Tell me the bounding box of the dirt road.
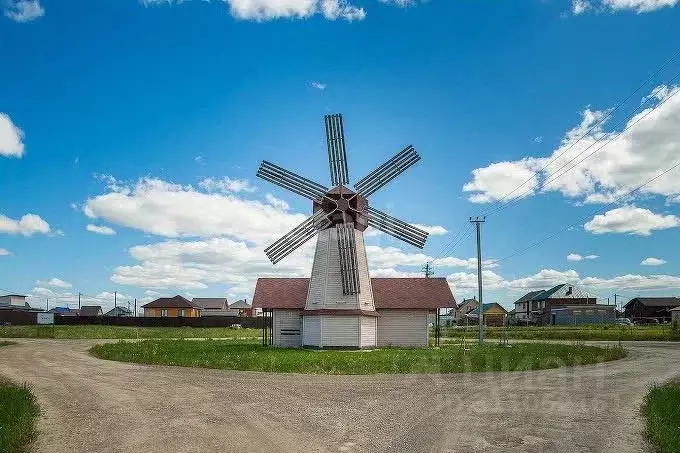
[1,340,679,452]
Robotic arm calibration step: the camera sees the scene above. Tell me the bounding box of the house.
[0,294,30,310]
[253,277,456,348]
[623,297,680,322]
[192,298,237,316]
[229,299,254,317]
[527,284,598,325]
[104,306,133,317]
[142,296,201,317]
[79,305,103,316]
[513,290,544,323]
[468,303,509,327]
[454,298,479,324]
[671,306,680,323]
[47,307,80,316]
[551,305,616,325]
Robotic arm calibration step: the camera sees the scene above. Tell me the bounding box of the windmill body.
[256,114,430,348]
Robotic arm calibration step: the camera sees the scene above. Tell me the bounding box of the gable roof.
[671,306,680,311]
[514,290,544,304]
[530,284,596,301]
[142,295,197,309]
[192,298,228,310]
[252,277,456,310]
[229,299,251,309]
[470,303,508,315]
[104,306,132,316]
[79,305,103,316]
[625,297,680,308]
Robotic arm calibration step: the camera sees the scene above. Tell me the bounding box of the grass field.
[438,324,679,342]
[0,325,261,340]
[0,342,40,453]
[644,380,680,453]
[90,340,626,375]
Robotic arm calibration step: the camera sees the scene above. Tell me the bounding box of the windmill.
[255,114,436,348]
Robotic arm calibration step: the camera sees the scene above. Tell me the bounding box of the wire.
[481,50,680,216]
[484,79,680,219]
[495,160,680,264]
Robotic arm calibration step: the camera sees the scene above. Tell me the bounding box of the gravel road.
[1,339,679,453]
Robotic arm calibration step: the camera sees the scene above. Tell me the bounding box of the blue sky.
[1,0,679,311]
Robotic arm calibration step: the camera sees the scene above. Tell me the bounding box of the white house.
[0,294,29,309]
[253,277,455,348]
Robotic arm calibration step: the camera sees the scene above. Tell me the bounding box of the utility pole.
[614,294,621,314]
[46,297,49,311]
[114,291,117,308]
[134,298,137,317]
[422,261,434,278]
[78,292,81,310]
[470,216,486,345]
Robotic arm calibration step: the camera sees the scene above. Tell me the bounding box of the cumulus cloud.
[3,0,44,22]
[567,253,599,261]
[143,0,366,21]
[36,278,72,289]
[0,213,51,236]
[463,86,680,205]
[641,257,666,266]
[310,81,327,91]
[580,273,680,290]
[86,224,116,236]
[573,0,679,14]
[0,113,25,158]
[584,205,680,236]
[0,248,10,256]
[198,177,256,193]
[83,177,307,244]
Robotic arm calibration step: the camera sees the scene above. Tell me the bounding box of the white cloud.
[581,273,680,290]
[601,0,679,13]
[0,113,25,158]
[0,248,10,256]
[198,177,256,193]
[265,193,289,210]
[3,0,44,22]
[641,257,666,266]
[572,0,591,14]
[0,213,51,236]
[464,86,680,205]
[447,270,507,292]
[463,159,545,203]
[194,155,205,165]
[377,0,417,6]
[584,205,680,236]
[567,253,599,261]
[506,269,581,290]
[36,278,72,289]
[86,224,116,236]
[411,224,448,236]
[83,177,306,244]
[311,81,327,91]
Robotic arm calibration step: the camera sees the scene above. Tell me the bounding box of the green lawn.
[644,380,680,453]
[0,325,261,340]
[0,343,40,453]
[437,324,679,342]
[90,340,626,375]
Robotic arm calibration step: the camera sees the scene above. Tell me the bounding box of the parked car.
[632,317,660,325]
[614,318,633,326]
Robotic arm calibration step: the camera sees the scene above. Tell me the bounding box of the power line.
[481,49,680,214]
[495,160,680,264]
[483,79,680,219]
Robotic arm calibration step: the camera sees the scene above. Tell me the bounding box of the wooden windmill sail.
[256,114,428,346]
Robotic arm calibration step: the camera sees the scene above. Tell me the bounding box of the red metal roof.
[252,277,455,310]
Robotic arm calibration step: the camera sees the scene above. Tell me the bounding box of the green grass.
[0,325,261,340]
[90,340,627,375]
[0,343,40,453]
[643,380,680,453]
[438,324,678,341]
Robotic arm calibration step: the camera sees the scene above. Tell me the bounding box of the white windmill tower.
[257,114,428,348]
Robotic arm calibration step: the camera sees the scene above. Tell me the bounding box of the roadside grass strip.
[0,325,261,340]
[0,343,40,453]
[644,380,680,453]
[438,325,679,341]
[91,340,627,375]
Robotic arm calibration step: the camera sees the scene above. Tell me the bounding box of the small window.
[160,309,168,317]
[178,309,184,317]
